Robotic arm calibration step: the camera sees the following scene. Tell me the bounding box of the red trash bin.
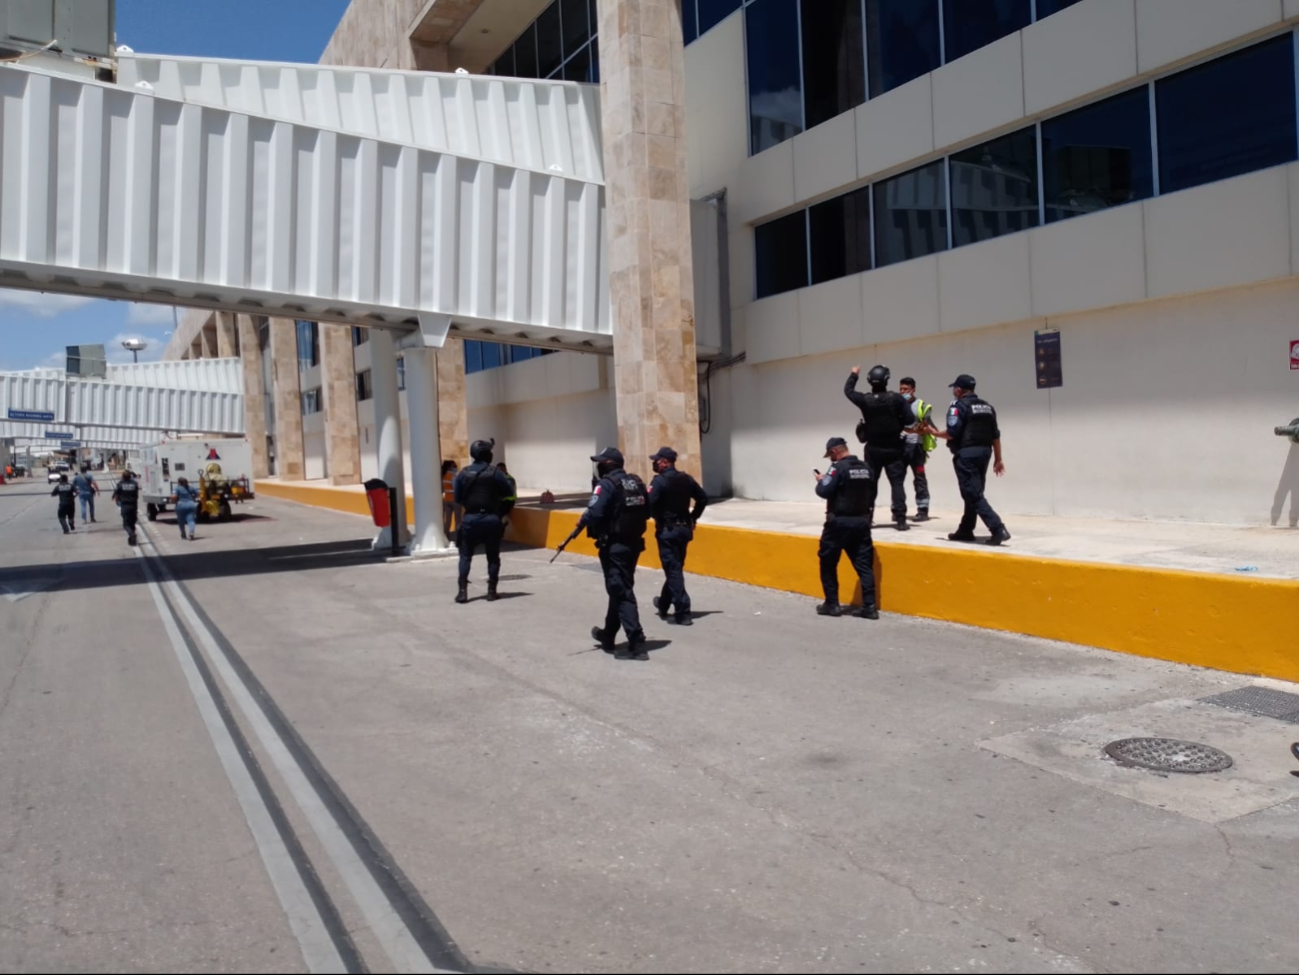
[364,478,391,527]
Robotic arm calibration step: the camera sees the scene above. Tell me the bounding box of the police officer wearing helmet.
[648,446,708,626]
[580,447,651,660]
[814,437,879,619]
[452,439,515,603]
[112,469,141,546]
[843,364,915,532]
[931,374,1011,546]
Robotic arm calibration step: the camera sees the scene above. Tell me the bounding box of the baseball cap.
[649,446,677,463]
[949,374,977,390]
[823,436,848,458]
[590,446,624,466]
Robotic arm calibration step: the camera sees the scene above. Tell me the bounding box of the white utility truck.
[139,436,255,523]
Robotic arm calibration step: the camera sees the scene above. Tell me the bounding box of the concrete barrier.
[258,480,1299,683]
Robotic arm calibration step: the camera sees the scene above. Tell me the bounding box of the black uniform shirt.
[648,466,707,529]
[946,396,1001,452]
[843,373,914,444]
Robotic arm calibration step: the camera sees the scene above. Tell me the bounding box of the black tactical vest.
[610,473,650,538]
[828,457,873,517]
[656,469,694,519]
[459,463,503,514]
[117,480,140,506]
[856,391,908,444]
[54,483,75,505]
[960,397,998,448]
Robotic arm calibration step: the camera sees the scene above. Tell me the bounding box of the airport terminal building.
[167,0,1299,527]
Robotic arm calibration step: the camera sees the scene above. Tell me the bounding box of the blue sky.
[0,0,352,373]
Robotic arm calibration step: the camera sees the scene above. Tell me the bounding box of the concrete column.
[369,329,409,550]
[215,312,239,358]
[403,347,452,554]
[237,315,270,478]
[436,340,468,467]
[320,324,361,486]
[268,317,305,480]
[595,0,702,481]
[199,321,217,358]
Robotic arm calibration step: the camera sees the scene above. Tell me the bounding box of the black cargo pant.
[818,515,877,608]
[57,504,75,532]
[655,522,693,619]
[457,513,504,585]
[953,447,1004,536]
[120,505,139,542]
[865,445,908,521]
[904,442,930,513]
[599,539,644,642]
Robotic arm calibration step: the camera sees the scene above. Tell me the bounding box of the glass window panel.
[563,44,593,82]
[809,186,872,284]
[754,211,809,298]
[514,24,539,79]
[480,342,503,370]
[683,0,698,44]
[1041,87,1152,223]
[493,47,514,78]
[464,341,483,374]
[800,0,866,130]
[873,161,948,267]
[746,0,803,154]
[1036,0,1084,17]
[942,0,1031,64]
[949,126,1039,248]
[865,0,940,98]
[537,2,564,78]
[561,0,589,58]
[699,0,742,36]
[590,43,599,82]
[1156,35,1298,195]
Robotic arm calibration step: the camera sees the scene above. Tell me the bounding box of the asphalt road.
[1,477,1297,974]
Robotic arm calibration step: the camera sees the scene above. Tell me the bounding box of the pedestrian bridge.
[0,52,610,352]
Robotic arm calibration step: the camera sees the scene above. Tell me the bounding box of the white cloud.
[0,289,96,317]
[126,303,178,328]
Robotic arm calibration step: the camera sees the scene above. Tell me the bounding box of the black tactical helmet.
[470,439,495,463]
[867,364,890,388]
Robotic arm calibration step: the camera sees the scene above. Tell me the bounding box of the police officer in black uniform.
[814,437,879,619]
[647,446,708,626]
[112,469,141,545]
[452,439,515,603]
[843,364,915,532]
[580,447,651,660]
[931,374,1011,546]
[51,474,76,533]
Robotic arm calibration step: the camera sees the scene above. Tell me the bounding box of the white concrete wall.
[303,411,328,480]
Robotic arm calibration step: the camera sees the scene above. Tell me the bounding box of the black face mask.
[596,461,618,479]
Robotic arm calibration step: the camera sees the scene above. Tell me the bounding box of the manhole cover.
[1103,738,1233,774]
[1200,686,1299,724]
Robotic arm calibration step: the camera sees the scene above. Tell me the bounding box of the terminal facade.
[167,0,1299,526]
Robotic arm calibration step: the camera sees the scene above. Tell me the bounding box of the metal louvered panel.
[116,54,605,185]
[0,61,611,351]
[106,358,242,394]
[0,372,63,415]
[0,422,159,444]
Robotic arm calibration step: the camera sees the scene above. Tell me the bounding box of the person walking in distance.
[897,378,935,523]
[73,467,99,524]
[581,447,651,660]
[647,446,708,626]
[171,476,200,541]
[930,374,1011,545]
[814,437,879,619]
[843,364,916,531]
[112,469,142,546]
[453,440,515,604]
[441,460,459,540]
[51,474,76,533]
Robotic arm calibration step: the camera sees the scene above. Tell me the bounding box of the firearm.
[550,523,584,563]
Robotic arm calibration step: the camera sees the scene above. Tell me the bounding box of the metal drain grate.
[1103,738,1234,774]
[1200,686,1299,724]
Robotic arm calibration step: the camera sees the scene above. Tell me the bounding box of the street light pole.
[121,337,148,363]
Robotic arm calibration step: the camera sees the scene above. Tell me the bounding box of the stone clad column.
[215,313,239,358]
[236,315,270,478]
[268,317,305,480]
[595,0,702,480]
[320,324,361,486]
[436,341,468,466]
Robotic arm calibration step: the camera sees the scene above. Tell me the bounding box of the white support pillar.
[403,347,453,555]
[369,329,409,552]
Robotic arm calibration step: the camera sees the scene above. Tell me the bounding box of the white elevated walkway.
[0,54,610,351]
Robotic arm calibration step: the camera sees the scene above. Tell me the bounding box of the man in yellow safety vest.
[899,377,936,523]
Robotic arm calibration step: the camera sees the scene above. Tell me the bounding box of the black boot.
[816,602,842,617]
[894,516,910,532]
[622,633,648,661]
[913,511,930,523]
[455,583,469,604]
[652,595,668,618]
[487,581,499,602]
[592,626,615,652]
[985,526,1012,546]
[853,605,881,620]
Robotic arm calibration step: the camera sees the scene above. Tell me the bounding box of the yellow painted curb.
[258,481,1299,683]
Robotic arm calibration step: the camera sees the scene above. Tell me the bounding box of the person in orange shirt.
[441,460,458,539]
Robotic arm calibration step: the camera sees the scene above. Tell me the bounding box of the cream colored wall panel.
[1029,204,1147,318]
[1144,167,1292,300]
[938,234,1034,333]
[1135,0,1283,74]
[1024,0,1138,116]
[856,74,934,181]
[797,274,864,358]
[1287,0,1299,19]
[729,226,755,307]
[745,291,800,364]
[932,33,1025,151]
[682,15,749,198]
[729,140,795,226]
[860,256,941,344]
[793,111,858,204]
